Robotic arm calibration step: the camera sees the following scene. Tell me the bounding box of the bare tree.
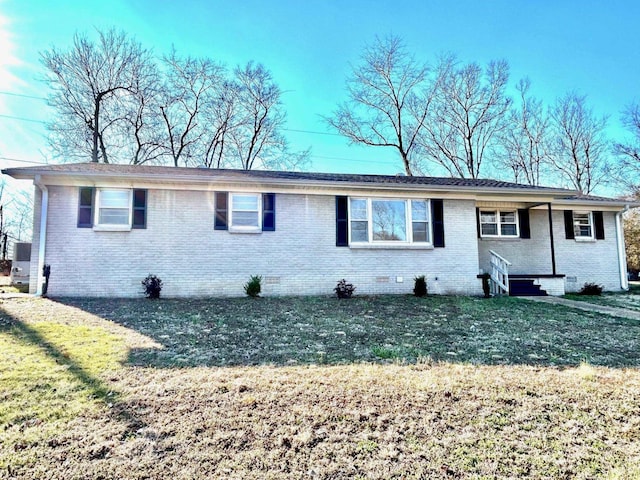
[614,102,640,192]
[158,50,226,167]
[0,180,33,262]
[41,29,155,163]
[229,62,308,171]
[117,67,165,165]
[549,92,609,194]
[326,35,433,176]
[625,208,640,274]
[497,79,550,185]
[201,80,239,168]
[420,56,512,178]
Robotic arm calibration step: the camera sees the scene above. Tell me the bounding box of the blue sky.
[1,0,639,183]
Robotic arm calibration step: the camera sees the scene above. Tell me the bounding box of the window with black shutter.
[262,193,276,231]
[336,196,348,246]
[77,187,95,228]
[518,209,531,239]
[214,192,228,230]
[132,189,147,229]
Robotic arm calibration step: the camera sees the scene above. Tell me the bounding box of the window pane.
[372,200,406,241]
[99,208,129,225]
[501,224,517,236]
[233,194,259,211]
[233,211,259,227]
[480,211,496,223]
[411,200,428,221]
[351,220,368,242]
[481,223,498,236]
[350,198,367,220]
[500,212,516,223]
[100,190,129,208]
[576,225,592,237]
[412,222,428,242]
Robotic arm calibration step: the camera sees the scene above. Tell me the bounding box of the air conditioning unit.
[10,242,31,286]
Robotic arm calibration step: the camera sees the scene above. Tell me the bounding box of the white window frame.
[573,211,594,240]
[348,197,432,246]
[229,193,262,232]
[94,188,133,231]
[479,209,519,238]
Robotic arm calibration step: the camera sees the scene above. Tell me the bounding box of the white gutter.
[33,175,48,296]
[616,206,630,291]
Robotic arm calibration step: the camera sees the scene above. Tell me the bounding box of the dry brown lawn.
[2,295,640,479]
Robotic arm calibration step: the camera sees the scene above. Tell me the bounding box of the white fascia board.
[25,171,574,201]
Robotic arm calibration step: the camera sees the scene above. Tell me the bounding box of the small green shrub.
[334,279,355,299]
[413,275,427,297]
[578,282,603,296]
[244,275,262,297]
[142,274,163,299]
[372,346,398,359]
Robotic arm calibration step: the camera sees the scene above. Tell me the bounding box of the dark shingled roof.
[1,162,573,192]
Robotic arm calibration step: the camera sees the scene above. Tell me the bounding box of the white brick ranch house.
[2,162,635,297]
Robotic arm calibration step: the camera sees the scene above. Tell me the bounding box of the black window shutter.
[262,193,276,231]
[77,187,94,228]
[336,196,348,247]
[594,211,605,240]
[132,189,147,229]
[214,192,228,230]
[475,208,481,238]
[564,210,575,239]
[518,209,531,239]
[432,199,445,248]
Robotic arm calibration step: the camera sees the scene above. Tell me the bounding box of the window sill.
[349,243,434,250]
[93,225,132,232]
[229,227,262,234]
[574,237,596,243]
[480,237,521,241]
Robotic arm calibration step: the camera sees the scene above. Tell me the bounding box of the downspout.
[33,175,48,296]
[616,206,630,291]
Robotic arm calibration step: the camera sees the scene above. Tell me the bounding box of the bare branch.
[325,35,432,175]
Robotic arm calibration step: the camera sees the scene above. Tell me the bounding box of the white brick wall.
[478,208,625,293]
[37,186,483,297]
[553,210,623,292]
[29,184,625,297]
[478,209,554,275]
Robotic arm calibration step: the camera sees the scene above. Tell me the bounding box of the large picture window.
[480,210,519,238]
[349,198,430,244]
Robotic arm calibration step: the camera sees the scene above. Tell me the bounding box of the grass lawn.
[564,282,640,313]
[2,294,640,479]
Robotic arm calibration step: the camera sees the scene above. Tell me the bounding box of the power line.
[283,128,342,137]
[0,156,49,165]
[0,114,46,124]
[0,90,46,101]
[309,154,392,165]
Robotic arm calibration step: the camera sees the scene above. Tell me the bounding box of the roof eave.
[2,167,578,197]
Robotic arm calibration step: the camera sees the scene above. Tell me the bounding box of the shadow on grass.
[0,305,146,432]
[52,295,640,369]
